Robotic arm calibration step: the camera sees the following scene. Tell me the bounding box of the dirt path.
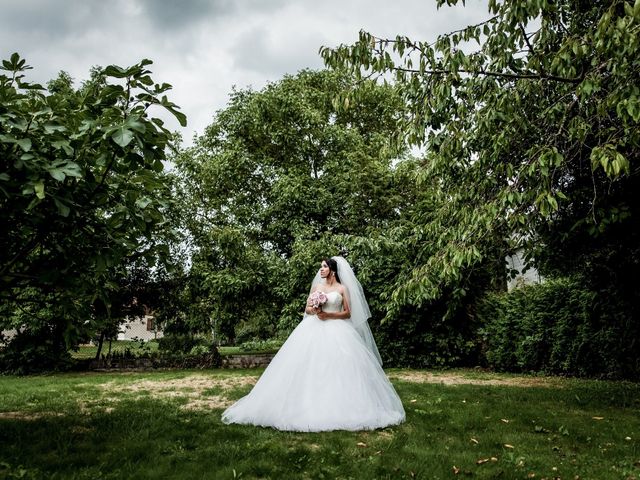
[98,374,259,409]
[387,371,559,387]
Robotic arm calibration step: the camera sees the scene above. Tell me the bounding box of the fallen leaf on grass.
[476,458,490,465]
[527,473,535,478]
[410,399,417,403]
[356,442,367,447]
[470,438,479,444]
[501,418,510,423]
[592,416,604,420]
[504,444,515,449]
[453,466,460,475]
[491,457,498,462]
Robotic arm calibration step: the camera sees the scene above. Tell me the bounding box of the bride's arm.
[305,305,320,315]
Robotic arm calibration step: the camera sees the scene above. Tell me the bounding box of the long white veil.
[304,256,383,366]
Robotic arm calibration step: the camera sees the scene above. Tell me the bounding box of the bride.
[221,256,405,432]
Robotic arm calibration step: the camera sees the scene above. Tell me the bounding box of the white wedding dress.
[221,291,405,432]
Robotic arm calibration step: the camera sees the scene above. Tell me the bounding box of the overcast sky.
[1,0,490,144]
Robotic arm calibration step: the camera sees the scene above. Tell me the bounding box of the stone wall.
[76,353,275,371]
[221,354,275,368]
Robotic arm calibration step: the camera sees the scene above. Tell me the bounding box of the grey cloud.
[231,23,324,77]
[1,1,116,40]
[136,0,291,30]
[136,0,223,29]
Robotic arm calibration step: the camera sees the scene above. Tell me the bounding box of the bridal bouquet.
[309,291,328,309]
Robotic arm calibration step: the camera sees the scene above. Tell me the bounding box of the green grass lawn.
[0,369,639,479]
[71,341,277,359]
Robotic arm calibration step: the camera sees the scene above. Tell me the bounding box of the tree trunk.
[95,332,105,360]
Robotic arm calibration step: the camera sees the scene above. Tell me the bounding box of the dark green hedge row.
[477,277,639,379]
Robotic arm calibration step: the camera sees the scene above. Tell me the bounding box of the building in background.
[117,307,163,342]
[506,249,544,291]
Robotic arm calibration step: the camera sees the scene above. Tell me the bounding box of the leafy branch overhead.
[0,53,185,329]
[321,0,640,311]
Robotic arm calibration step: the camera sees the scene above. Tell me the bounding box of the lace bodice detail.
[322,291,343,313]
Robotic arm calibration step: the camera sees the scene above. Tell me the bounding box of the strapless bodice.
[322,291,343,313]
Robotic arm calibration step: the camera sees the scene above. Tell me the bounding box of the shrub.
[157,334,205,354]
[188,345,210,355]
[477,277,639,379]
[238,338,283,353]
[376,311,480,369]
[0,327,73,375]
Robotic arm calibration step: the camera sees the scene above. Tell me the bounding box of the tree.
[173,69,417,343]
[321,0,640,314]
[0,54,186,368]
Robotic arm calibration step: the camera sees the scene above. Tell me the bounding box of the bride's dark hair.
[323,257,341,284]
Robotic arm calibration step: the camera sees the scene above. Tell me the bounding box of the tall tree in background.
[173,70,419,343]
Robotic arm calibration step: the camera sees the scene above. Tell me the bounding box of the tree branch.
[388,65,582,84]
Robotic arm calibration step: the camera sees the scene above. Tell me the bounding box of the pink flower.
[310,291,328,309]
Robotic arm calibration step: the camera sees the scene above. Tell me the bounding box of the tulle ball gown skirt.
[221,315,406,432]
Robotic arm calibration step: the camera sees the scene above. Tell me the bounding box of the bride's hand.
[317,311,329,320]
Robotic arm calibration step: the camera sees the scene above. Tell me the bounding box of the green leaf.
[164,106,187,127]
[103,65,128,78]
[34,180,45,199]
[125,116,146,133]
[61,162,82,178]
[626,96,640,122]
[49,168,65,181]
[44,123,66,134]
[111,127,134,147]
[135,197,153,209]
[52,140,74,155]
[16,138,32,151]
[53,197,70,217]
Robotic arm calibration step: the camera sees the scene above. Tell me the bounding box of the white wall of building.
[506,249,544,291]
[117,315,163,342]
